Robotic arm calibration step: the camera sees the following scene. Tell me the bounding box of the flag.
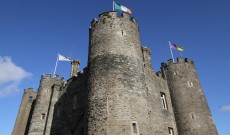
[114,2,132,14]
[169,42,184,51]
[58,54,72,61]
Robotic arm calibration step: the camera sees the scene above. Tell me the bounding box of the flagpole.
[53,56,59,77]
[180,52,183,58]
[169,41,175,62]
[113,1,115,11]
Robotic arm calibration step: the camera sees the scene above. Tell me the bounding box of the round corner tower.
[87,11,149,134]
[161,57,218,135]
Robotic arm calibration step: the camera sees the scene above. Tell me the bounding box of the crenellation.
[46,73,51,78]
[99,11,117,19]
[162,58,196,69]
[177,57,184,63]
[161,62,167,68]
[168,59,174,65]
[130,17,137,24]
[13,10,217,135]
[24,87,34,93]
[91,11,138,30]
[164,57,218,134]
[121,12,129,19]
[185,58,194,64]
[54,74,59,79]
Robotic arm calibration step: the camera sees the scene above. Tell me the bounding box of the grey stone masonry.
[12,88,37,135]
[161,57,218,135]
[50,69,88,135]
[88,11,149,135]
[143,48,178,135]
[142,46,153,71]
[13,11,218,135]
[27,74,64,135]
[71,60,80,78]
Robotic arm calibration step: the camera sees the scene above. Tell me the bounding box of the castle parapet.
[24,87,34,93]
[41,73,65,82]
[90,11,137,28]
[168,59,174,66]
[162,57,218,134]
[161,57,195,68]
[46,73,51,78]
[54,74,59,79]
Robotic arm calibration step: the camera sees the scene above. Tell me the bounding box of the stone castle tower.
[161,58,218,134]
[12,11,217,135]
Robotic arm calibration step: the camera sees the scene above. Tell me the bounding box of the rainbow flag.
[114,2,132,14]
[169,42,184,51]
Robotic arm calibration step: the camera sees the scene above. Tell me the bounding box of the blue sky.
[0,0,229,134]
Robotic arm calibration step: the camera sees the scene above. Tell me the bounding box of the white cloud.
[221,106,230,112]
[0,56,32,98]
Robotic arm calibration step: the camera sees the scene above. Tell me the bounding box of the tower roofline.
[41,73,65,81]
[161,57,194,68]
[90,11,137,28]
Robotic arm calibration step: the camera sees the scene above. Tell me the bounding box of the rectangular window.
[168,127,174,135]
[132,123,137,133]
[160,92,167,109]
[131,121,139,135]
[41,113,45,120]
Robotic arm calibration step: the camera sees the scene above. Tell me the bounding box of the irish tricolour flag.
[114,2,132,14]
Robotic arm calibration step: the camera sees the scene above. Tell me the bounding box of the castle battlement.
[90,11,137,28]
[24,87,34,93]
[161,57,194,68]
[41,73,65,81]
[13,11,217,135]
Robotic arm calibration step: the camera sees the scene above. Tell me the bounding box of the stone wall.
[51,70,88,135]
[143,47,178,135]
[87,11,150,135]
[28,74,64,135]
[12,11,218,135]
[12,88,37,135]
[162,58,218,135]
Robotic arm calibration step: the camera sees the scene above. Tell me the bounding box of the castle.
[12,11,218,135]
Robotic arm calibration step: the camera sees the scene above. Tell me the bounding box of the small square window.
[132,123,137,133]
[168,127,174,135]
[131,121,139,135]
[190,112,196,119]
[187,81,193,87]
[173,71,178,75]
[41,113,45,120]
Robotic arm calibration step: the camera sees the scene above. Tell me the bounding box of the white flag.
[58,54,72,61]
